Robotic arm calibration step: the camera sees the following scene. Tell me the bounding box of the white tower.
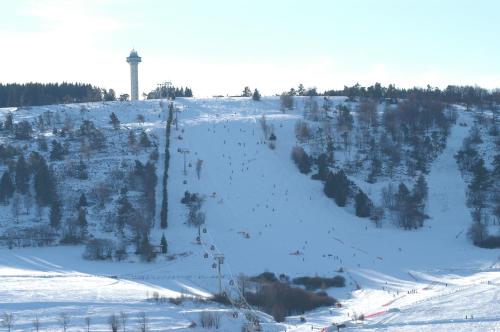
[126,49,141,100]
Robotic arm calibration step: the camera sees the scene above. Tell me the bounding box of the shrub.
[324,170,350,207]
[280,93,294,111]
[199,312,221,329]
[476,235,500,249]
[250,272,278,283]
[295,120,311,143]
[291,146,312,174]
[292,276,345,290]
[243,273,337,322]
[244,282,336,322]
[14,120,33,140]
[181,191,199,205]
[355,190,372,218]
[83,239,115,260]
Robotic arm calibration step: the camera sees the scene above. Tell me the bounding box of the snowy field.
[1,97,499,331]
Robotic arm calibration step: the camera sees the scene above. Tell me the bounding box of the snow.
[0,97,499,331]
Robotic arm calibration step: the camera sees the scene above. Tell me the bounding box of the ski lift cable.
[204,228,259,316]
[198,239,258,323]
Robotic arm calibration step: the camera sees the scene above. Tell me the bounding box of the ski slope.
[0,97,499,331]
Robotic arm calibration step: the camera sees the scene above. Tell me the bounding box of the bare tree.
[32,315,41,332]
[280,93,294,111]
[137,312,148,332]
[36,203,43,222]
[93,183,112,208]
[120,311,128,332]
[199,312,221,329]
[11,193,21,223]
[108,313,120,332]
[294,120,311,143]
[258,115,270,138]
[1,313,15,332]
[59,313,70,332]
[196,159,203,180]
[23,192,33,214]
[370,206,385,228]
[85,316,91,332]
[136,114,145,124]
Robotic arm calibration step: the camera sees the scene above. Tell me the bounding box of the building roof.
[126,49,142,63]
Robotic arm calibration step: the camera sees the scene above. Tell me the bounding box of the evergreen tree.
[128,130,136,147]
[469,159,490,193]
[4,112,13,131]
[78,192,88,208]
[314,153,329,181]
[160,197,168,229]
[184,87,193,97]
[143,161,157,218]
[333,170,349,207]
[355,190,372,218]
[468,220,487,245]
[242,86,252,97]
[0,171,15,203]
[493,154,500,178]
[49,200,62,229]
[76,159,88,180]
[395,183,411,229]
[138,234,155,262]
[33,156,55,206]
[139,131,151,147]
[468,158,490,209]
[14,120,33,140]
[252,89,261,101]
[77,207,88,239]
[37,135,48,151]
[109,112,120,130]
[103,89,116,101]
[412,174,428,205]
[297,84,305,96]
[117,188,133,231]
[15,154,30,194]
[324,171,336,198]
[50,140,65,161]
[160,233,168,254]
[324,170,350,206]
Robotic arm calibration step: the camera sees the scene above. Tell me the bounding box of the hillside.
[0,97,498,331]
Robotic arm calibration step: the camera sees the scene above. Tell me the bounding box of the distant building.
[126,49,142,100]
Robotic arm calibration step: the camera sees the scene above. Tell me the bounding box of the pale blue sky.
[0,0,499,96]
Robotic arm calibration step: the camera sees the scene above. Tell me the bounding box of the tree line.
[0,82,105,107]
[146,85,193,99]
[281,83,500,109]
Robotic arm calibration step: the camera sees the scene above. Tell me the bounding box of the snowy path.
[426,114,472,242]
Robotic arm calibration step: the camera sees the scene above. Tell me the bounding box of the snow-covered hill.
[0,97,498,331]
